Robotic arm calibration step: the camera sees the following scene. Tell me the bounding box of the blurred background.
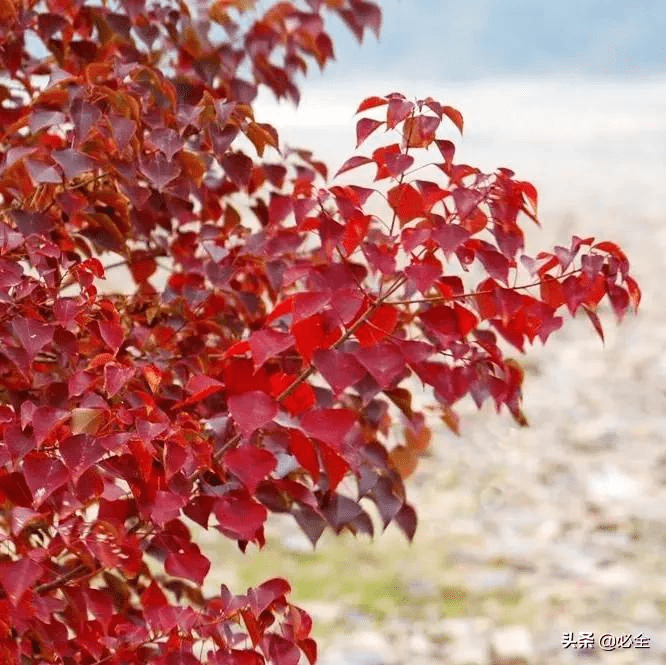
[203,2,666,663]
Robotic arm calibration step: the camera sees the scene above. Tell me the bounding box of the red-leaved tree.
[0,0,640,662]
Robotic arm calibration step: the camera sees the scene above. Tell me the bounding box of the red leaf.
[356,95,387,113]
[394,503,417,541]
[312,348,367,395]
[288,429,320,480]
[221,152,254,188]
[371,143,413,180]
[268,193,292,225]
[405,257,442,293]
[607,284,629,321]
[387,98,414,129]
[224,444,277,493]
[341,214,371,255]
[52,149,95,180]
[387,183,425,225]
[355,342,405,388]
[139,153,181,191]
[292,313,341,362]
[228,391,278,439]
[22,451,69,505]
[214,496,267,541]
[583,306,605,343]
[435,139,455,165]
[164,542,210,585]
[103,363,134,398]
[624,275,641,311]
[299,638,318,665]
[402,115,440,148]
[300,408,357,449]
[249,329,294,368]
[250,577,291,616]
[431,223,470,257]
[0,558,43,606]
[540,276,565,309]
[151,490,186,526]
[442,105,464,134]
[147,127,184,160]
[263,633,300,665]
[60,434,105,480]
[355,304,398,347]
[11,317,53,358]
[319,444,350,491]
[31,406,69,446]
[334,155,373,178]
[98,319,124,354]
[355,117,383,149]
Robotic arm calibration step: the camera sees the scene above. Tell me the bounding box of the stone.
[430,617,492,665]
[490,625,534,664]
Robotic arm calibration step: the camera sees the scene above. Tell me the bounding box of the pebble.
[490,625,534,664]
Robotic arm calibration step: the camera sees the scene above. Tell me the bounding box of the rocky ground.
[193,201,666,665]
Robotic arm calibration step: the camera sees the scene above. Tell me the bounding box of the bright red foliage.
[0,0,640,663]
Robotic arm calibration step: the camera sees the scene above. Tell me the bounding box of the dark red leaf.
[147,127,184,160]
[431,223,470,257]
[334,155,373,178]
[214,496,267,542]
[140,153,181,191]
[221,152,253,188]
[394,502,417,541]
[249,329,294,368]
[405,257,442,293]
[312,348,367,395]
[250,577,290,616]
[52,149,95,180]
[60,434,105,480]
[435,139,456,165]
[224,445,277,493]
[386,98,414,129]
[164,542,210,585]
[151,491,186,526]
[31,406,69,446]
[322,492,363,531]
[109,115,136,152]
[607,284,629,321]
[0,558,43,606]
[26,158,61,184]
[356,117,383,148]
[263,634,300,665]
[22,451,69,504]
[228,391,278,438]
[300,408,357,449]
[11,317,53,358]
[354,342,405,388]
